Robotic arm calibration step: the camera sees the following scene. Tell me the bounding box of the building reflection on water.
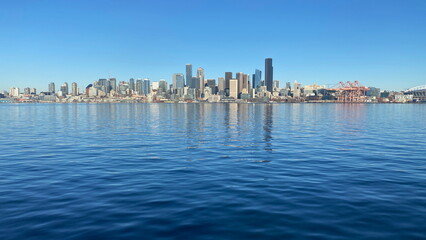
[263,104,273,152]
[77,103,276,154]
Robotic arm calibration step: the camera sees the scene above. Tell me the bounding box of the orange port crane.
[328,81,369,102]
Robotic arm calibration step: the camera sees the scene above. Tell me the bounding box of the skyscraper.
[9,87,20,97]
[151,82,159,91]
[173,73,185,90]
[109,78,117,92]
[197,67,205,95]
[136,78,143,95]
[192,77,200,90]
[225,72,232,91]
[129,78,135,91]
[243,74,249,92]
[293,80,302,98]
[236,72,244,94]
[218,77,225,94]
[61,82,69,95]
[265,58,273,92]
[159,79,167,93]
[206,79,216,94]
[98,79,108,93]
[143,78,151,95]
[48,82,55,93]
[72,82,78,96]
[253,69,262,89]
[229,79,238,99]
[186,64,193,88]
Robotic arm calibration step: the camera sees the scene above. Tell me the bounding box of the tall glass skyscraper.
[186,64,192,88]
[173,73,185,90]
[225,72,233,95]
[48,82,55,93]
[143,79,150,96]
[159,79,167,93]
[253,69,262,89]
[197,67,205,95]
[265,58,273,92]
[109,78,117,92]
[135,79,142,95]
[129,78,135,91]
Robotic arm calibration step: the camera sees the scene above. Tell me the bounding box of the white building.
[152,82,159,91]
[9,87,20,97]
[229,79,238,99]
[88,87,98,97]
[293,80,302,98]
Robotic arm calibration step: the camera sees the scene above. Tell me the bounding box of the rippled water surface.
[1,103,425,239]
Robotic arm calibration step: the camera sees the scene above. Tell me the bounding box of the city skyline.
[5,56,423,103]
[1,0,426,91]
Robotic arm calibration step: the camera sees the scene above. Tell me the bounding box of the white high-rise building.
[293,80,302,98]
[229,79,238,99]
[151,82,159,91]
[197,67,205,95]
[60,82,69,95]
[72,82,78,96]
[9,87,20,97]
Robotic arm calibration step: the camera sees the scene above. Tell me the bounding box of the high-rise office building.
[9,87,20,97]
[24,87,30,95]
[48,82,55,93]
[192,77,200,90]
[118,81,130,96]
[159,79,167,93]
[243,74,249,92]
[129,78,135,91]
[218,77,225,94]
[206,79,216,94]
[72,82,78,96]
[186,64,193,88]
[229,79,238,99]
[173,73,185,90]
[143,78,151,95]
[197,67,205,95]
[151,82,159,91]
[98,79,108,93]
[274,80,280,89]
[136,78,143,95]
[253,69,262,89]
[61,82,69,95]
[293,80,302,98]
[109,78,117,92]
[236,72,244,94]
[225,72,232,91]
[30,88,36,94]
[265,58,273,92]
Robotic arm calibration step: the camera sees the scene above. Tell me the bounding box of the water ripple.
[0,103,425,239]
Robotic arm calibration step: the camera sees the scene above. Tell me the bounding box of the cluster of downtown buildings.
[2,58,425,103]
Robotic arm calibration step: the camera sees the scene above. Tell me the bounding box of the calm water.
[0,103,425,239]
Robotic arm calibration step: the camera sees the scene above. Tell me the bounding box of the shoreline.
[0,101,423,104]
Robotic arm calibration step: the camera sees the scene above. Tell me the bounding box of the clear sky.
[1,0,425,91]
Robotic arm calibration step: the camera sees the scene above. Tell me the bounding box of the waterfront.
[1,103,425,239]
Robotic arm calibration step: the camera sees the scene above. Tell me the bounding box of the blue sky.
[1,0,425,91]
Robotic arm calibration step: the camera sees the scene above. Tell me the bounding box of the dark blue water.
[1,103,425,239]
